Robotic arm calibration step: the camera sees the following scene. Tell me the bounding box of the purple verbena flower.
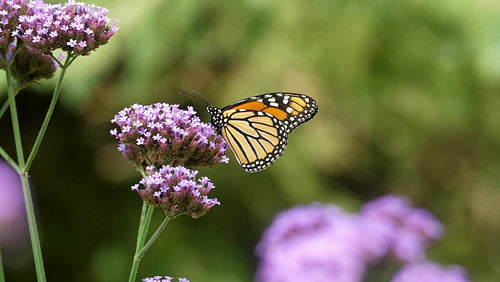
[359,195,443,262]
[111,103,228,170]
[255,204,366,282]
[142,276,172,282]
[391,261,470,282]
[134,165,220,218]
[17,0,118,56]
[256,196,469,282]
[0,0,28,49]
[142,277,190,282]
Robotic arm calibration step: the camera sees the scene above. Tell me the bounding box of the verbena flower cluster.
[143,276,189,282]
[111,103,227,217]
[17,0,118,56]
[110,103,228,169]
[8,43,56,85]
[132,165,220,218]
[255,195,470,282]
[0,0,28,48]
[1,0,117,85]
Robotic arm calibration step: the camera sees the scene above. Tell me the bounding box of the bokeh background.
[1,0,499,281]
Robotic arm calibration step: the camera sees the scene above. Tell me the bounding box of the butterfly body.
[208,92,318,172]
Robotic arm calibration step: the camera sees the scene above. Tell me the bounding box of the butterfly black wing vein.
[207,92,318,172]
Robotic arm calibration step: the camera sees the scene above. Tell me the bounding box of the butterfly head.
[207,105,224,133]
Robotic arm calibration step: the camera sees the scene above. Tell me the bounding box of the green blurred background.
[1,0,500,281]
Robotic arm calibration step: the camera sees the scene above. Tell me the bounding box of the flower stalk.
[4,60,47,282]
[20,172,46,282]
[24,53,74,171]
[5,61,24,168]
[128,207,173,282]
[0,246,5,282]
[128,202,155,282]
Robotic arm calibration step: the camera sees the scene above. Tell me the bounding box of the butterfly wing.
[219,108,288,172]
[209,92,318,172]
[222,92,318,132]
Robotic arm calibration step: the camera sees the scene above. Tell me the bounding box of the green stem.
[0,246,5,282]
[5,60,47,281]
[5,62,24,167]
[0,99,9,120]
[0,146,20,172]
[3,48,73,282]
[128,203,155,282]
[136,213,171,259]
[20,174,46,282]
[24,54,75,172]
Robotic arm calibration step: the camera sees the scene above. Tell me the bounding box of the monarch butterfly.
[205,92,318,172]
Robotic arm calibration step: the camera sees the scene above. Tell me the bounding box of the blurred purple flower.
[0,160,27,248]
[133,165,220,218]
[255,204,366,282]
[143,276,189,282]
[111,103,228,170]
[255,195,464,282]
[391,261,470,282]
[17,0,118,56]
[360,195,443,262]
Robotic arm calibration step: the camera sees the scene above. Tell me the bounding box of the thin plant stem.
[135,212,171,259]
[128,203,155,282]
[24,54,76,172]
[0,146,19,172]
[20,174,46,282]
[5,62,47,281]
[0,246,5,282]
[5,62,24,167]
[135,203,154,255]
[0,99,9,119]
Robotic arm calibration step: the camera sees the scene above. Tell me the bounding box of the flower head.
[143,276,190,282]
[391,261,470,282]
[0,0,29,49]
[255,204,366,282]
[17,0,118,56]
[6,43,57,86]
[111,103,228,170]
[360,195,443,262]
[133,165,220,218]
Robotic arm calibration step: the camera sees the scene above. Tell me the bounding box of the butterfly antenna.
[179,90,212,106]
